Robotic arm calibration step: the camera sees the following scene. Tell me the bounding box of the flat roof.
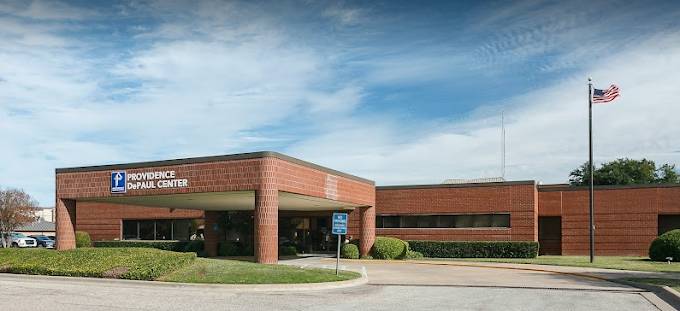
[538,183,680,192]
[55,151,374,185]
[376,180,535,190]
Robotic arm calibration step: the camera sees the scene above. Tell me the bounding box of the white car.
[10,232,37,248]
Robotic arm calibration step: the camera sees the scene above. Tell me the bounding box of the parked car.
[29,235,55,248]
[10,232,37,248]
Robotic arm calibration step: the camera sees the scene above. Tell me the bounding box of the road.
[0,257,673,311]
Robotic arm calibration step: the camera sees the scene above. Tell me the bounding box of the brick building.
[375,181,680,256]
[56,152,375,264]
[56,151,680,260]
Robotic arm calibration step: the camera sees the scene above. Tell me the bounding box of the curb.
[0,271,368,292]
[611,279,680,311]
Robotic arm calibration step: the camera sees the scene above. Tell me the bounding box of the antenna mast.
[501,111,506,179]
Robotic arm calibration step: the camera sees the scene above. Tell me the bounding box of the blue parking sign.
[111,171,126,193]
[332,213,348,235]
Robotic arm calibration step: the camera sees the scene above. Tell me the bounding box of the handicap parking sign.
[111,171,126,193]
[332,213,348,235]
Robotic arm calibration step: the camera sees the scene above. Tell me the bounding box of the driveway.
[0,257,674,311]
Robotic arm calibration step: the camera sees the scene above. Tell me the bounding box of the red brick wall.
[57,156,373,208]
[375,182,538,242]
[75,202,203,241]
[56,153,376,260]
[538,185,680,256]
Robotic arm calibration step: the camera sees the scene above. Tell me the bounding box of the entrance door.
[279,215,337,254]
[658,215,680,235]
[538,216,562,255]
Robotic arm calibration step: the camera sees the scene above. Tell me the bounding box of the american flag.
[592,84,620,104]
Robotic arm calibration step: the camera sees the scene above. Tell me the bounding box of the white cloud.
[0,0,678,207]
[0,0,365,204]
[287,33,680,186]
[0,0,96,20]
[323,4,366,26]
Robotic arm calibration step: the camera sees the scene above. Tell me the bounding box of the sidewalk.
[404,259,680,281]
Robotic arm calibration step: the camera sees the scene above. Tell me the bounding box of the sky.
[1,0,679,205]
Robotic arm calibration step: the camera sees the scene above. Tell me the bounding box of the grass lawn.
[0,247,195,280]
[624,278,680,292]
[0,248,360,284]
[426,256,680,273]
[158,258,360,284]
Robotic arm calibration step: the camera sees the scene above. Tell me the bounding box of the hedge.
[340,243,359,259]
[0,248,195,280]
[217,241,253,256]
[93,240,204,253]
[371,237,408,259]
[75,231,92,248]
[408,241,539,258]
[649,229,680,261]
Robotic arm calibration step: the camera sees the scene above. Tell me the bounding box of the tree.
[657,164,680,184]
[569,158,680,186]
[0,188,39,248]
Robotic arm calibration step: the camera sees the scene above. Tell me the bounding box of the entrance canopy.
[55,151,376,263]
[82,191,361,211]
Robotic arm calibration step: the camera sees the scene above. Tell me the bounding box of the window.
[376,214,511,229]
[417,216,438,228]
[139,220,155,240]
[381,216,400,228]
[155,220,171,240]
[173,219,193,241]
[122,219,199,240]
[122,221,138,240]
[658,215,680,236]
[401,216,418,228]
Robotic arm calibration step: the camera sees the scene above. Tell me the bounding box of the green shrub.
[218,241,239,256]
[371,237,407,259]
[404,250,424,259]
[408,241,539,258]
[93,240,204,253]
[649,230,680,261]
[0,248,195,280]
[182,240,204,254]
[280,245,297,256]
[75,231,92,248]
[340,243,360,259]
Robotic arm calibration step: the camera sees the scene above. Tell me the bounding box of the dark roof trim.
[16,221,55,232]
[538,183,680,192]
[55,151,374,185]
[376,180,535,190]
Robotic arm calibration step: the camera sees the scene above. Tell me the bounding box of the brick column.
[204,211,220,257]
[56,199,76,250]
[255,159,278,264]
[359,205,375,257]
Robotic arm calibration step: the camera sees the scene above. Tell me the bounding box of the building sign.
[111,171,127,193]
[332,212,348,235]
[111,170,189,193]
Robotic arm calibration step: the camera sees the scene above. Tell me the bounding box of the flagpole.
[588,77,595,263]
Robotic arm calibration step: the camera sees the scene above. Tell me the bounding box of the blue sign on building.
[332,212,348,235]
[111,171,127,193]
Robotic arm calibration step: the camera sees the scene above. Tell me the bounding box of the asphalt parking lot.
[0,258,674,311]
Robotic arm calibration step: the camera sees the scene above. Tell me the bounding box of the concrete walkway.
[282,256,642,291]
[405,259,680,280]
